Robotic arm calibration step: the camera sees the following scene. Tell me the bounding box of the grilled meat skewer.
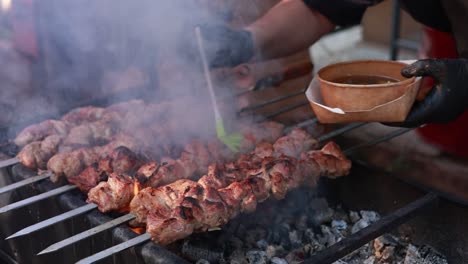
[86,122,287,213]
[131,141,350,245]
[14,120,69,148]
[15,97,217,171]
[46,134,142,182]
[16,100,162,169]
[14,100,142,147]
[67,146,149,193]
[88,126,313,215]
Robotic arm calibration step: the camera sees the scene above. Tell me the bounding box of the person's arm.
[246,0,335,60]
[202,0,372,68]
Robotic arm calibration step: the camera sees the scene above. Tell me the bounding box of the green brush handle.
[216,118,226,137]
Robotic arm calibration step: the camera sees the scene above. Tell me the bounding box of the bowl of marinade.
[317,60,416,111]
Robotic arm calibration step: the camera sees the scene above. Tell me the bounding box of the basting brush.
[195,26,242,152]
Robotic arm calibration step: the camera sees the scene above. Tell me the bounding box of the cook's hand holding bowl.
[311,59,468,127]
[386,59,468,128]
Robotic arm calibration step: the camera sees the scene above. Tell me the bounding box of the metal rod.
[293,118,318,129]
[317,123,366,143]
[75,233,151,264]
[6,203,98,240]
[0,157,19,169]
[343,127,414,156]
[0,185,77,214]
[304,192,439,264]
[38,213,136,255]
[264,101,309,119]
[0,172,52,195]
[240,89,306,113]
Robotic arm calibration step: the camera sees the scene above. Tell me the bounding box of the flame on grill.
[129,180,144,234]
[129,226,145,235]
[133,180,141,196]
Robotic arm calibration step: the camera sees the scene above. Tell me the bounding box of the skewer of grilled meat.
[61,99,174,147]
[16,100,153,169]
[131,141,350,245]
[47,113,223,183]
[67,146,149,193]
[129,127,318,224]
[87,126,312,214]
[46,134,141,182]
[13,100,142,147]
[86,122,286,213]
[15,97,212,170]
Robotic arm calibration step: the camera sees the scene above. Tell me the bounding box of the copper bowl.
[317,60,415,111]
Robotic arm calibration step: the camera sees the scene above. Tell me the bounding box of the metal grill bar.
[75,233,152,264]
[303,192,439,264]
[265,101,309,119]
[240,89,306,113]
[343,127,414,156]
[317,123,366,142]
[293,118,318,129]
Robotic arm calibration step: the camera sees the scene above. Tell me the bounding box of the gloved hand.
[197,24,255,68]
[386,59,468,128]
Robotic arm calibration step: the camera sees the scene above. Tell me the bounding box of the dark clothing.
[302,0,468,57]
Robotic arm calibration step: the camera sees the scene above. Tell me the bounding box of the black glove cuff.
[208,28,254,68]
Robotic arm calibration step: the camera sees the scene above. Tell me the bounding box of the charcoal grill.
[0,64,467,263]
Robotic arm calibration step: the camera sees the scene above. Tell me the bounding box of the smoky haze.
[6,0,258,142]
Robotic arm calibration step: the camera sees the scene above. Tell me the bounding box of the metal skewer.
[38,213,136,255]
[75,233,151,264]
[7,203,98,240]
[343,127,414,156]
[0,172,53,195]
[0,157,19,169]
[0,184,77,214]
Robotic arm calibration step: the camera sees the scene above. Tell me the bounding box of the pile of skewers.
[2,97,351,254]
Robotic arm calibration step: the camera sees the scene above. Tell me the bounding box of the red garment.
[416,27,468,158]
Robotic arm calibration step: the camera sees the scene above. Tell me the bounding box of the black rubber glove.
[386,59,468,128]
[198,24,255,68]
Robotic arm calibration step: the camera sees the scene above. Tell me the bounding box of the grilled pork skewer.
[127,141,350,245]
[86,122,287,213]
[131,141,350,245]
[67,146,149,193]
[13,100,142,147]
[16,100,163,170]
[15,96,221,171]
[129,127,320,225]
[14,121,69,148]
